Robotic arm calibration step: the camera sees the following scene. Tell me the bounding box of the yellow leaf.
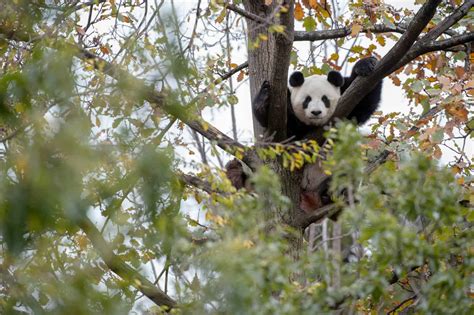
[84,62,95,71]
[216,8,226,23]
[295,3,304,21]
[271,25,285,33]
[330,53,339,61]
[376,35,386,46]
[243,240,254,248]
[351,23,363,37]
[230,63,238,69]
[76,235,88,250]
[320,9,331,19]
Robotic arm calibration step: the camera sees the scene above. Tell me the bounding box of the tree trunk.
[242,0,304,253]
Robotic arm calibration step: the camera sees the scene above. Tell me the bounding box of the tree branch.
[418,32,474,54]
[331,0,443,121]
[216,61,248,83]
[294,24,406,41]
[422,0,474,42]
[76,50,248,157]
[295,204,340,229]
[0,26,249,159]
[180,173,223,195]
[226,3,269,25]
[78,217,177,309]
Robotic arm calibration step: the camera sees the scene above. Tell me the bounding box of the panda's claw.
[354,57,377,77]
[259,80,271,99]
[261,80,270,91]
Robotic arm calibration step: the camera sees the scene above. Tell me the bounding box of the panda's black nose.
[311,110,322,116]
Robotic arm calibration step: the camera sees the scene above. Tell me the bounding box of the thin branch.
[78,217,177,309]
[78,49,247,155]
[216,61,248,83]
[226,3,268,25]
[72,0,108,12]
[387,295,417,315]
[180,173,217,195]
[294,24,405,41]
[418,32,474,53]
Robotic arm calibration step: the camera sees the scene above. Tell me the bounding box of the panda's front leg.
[252,80,271,128]
[345,56,383,125]
[352,56,377,77]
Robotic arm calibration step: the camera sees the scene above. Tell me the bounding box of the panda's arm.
[252,81,271,128]
[341,57,383,125]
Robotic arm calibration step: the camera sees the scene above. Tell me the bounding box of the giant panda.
[253,57,383,140]
[226,57,383,190]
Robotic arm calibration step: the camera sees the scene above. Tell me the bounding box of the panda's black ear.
[327,71,344,87]
[289,71,304,87]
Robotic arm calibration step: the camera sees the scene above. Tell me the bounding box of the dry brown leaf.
[237,71,245,82]
[351,23,363,37]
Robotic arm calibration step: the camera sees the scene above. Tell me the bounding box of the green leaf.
[303,16,316,31]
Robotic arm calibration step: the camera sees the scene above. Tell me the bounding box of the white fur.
[289,75,341,126]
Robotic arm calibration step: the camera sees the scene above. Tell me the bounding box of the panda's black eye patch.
[321,95,330,108]
[303,96,312,109]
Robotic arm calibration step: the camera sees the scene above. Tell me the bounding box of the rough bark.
[242,0,294,142]
[242,1,305,255]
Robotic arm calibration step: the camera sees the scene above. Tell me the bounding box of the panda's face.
[289,72,343,126]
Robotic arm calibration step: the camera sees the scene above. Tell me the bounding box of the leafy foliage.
[0,1,472,314]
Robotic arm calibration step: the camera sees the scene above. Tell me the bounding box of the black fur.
[327,71,344,87]
[342,57,382,125]
[252,57,383,140]
[289,71,304,87]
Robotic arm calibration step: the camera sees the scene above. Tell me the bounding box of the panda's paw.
[258,80,271,99]
[261,80,270,92]
[354,57,377,77]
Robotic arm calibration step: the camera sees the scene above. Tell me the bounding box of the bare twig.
[226,3,269,25]
[294,24,406,41]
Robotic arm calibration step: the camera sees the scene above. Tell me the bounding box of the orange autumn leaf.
[100,45,110,54]
[445,103,468,121]
[237,70,245,82]
[295,3,304,21]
